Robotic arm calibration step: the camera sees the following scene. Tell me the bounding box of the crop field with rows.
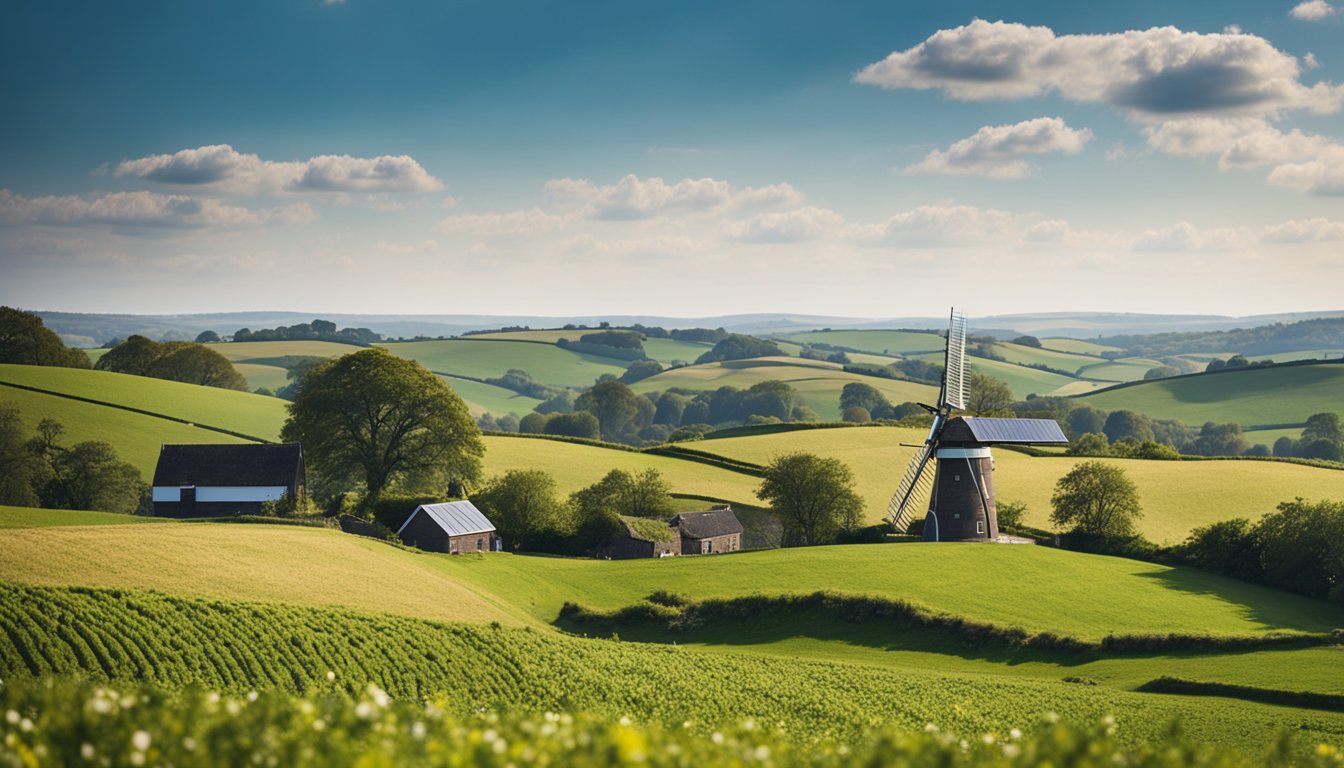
[2,583,1342,756]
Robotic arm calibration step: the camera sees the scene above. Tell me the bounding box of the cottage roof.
[620,515,678,543]
[398,501,495,537]
[674,508,744,539]
[940,417,1068,445]
[152,443,304,487]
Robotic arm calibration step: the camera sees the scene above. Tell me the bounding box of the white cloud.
[1025,219,1070,243]
[855,19,1343,119]
[436,208,568,235]
[1132,221,1243,251]
[847,205,1019,247]
[1266,144,1344,194]
[722,206,844,243]
[543,174,803,220]
[904,117,1092,178]
[115,144,443,195]
[0,189,314,230]
[1290,0,1336,20]
[1262,217,1344,242]
[1143,117,1332,167]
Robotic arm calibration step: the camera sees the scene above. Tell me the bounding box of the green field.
[776,329,946,355]
[0,385,259,477]
[1074,358,1167,382]
[439,376,543,417]
[1040,338,1121,355]
[205,340,363,361]
[988,342,1102,376]
[906,353,1085,399]
[232,362,291,392]
[0,505,161,528]
[482,435,761,504]
[1076,363,1344,428]
[464,330,715,366]
[630,357,938,419]
[382,339,628,388]
[0,363,288,441]
[691,425,1344,543]
[5,584,1341,756]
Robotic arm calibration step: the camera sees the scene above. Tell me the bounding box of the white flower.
[132,730,152,751]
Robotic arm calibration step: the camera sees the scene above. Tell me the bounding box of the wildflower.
[80,744,94,760]
[326,671,336,681]
[132,730,152,751]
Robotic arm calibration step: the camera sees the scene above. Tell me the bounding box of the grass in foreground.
[3,583,1342,757]
[6,677,1341,767]
[0,506,159,529]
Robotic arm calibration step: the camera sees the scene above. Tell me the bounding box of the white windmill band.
[934,447,991,459]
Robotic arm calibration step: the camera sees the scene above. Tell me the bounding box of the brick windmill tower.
[886,309,1068,542]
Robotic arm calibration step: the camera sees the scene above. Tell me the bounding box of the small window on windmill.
[977,521,984,534]
[954,474,961,482]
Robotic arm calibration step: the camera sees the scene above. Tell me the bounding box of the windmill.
[886,309,1069,542]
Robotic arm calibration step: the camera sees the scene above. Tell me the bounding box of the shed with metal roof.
[397,500,499,554]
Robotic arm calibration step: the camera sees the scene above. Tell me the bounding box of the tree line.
[0,405,145,515]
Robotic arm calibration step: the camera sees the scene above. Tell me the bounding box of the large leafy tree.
[570,468,674,519]
[0,307,91,368]
[575,380,647,442]
[757,452,862,546]
[0,403,42,506]
[1049,461,1142,538]
[281,348,483,499]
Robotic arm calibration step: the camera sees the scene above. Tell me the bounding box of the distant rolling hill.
[1075,362,1344,429]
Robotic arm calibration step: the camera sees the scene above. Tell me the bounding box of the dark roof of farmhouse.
[152,443,304,487]
[399,501,496,537]
[674,508,744,539]
[941,417,1069,445]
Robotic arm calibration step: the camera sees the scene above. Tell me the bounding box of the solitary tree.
[757,452,863,546]
[0,307,91,368]
[281,348,483,500]
[1049,461,1142,538]
[570,468,674,519]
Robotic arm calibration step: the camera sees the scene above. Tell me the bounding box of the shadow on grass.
[1130,565,1344,634]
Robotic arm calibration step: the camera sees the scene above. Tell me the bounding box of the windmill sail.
[942,309,968,410]
[886,443,935,531]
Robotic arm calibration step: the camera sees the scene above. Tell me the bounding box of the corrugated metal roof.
[953,417,1069,444]
[398,500,495,536]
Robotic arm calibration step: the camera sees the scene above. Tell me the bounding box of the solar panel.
[959,417,1069,444]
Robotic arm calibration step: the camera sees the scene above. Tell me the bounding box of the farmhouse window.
[477,538,484,551]
[954,475,961,482]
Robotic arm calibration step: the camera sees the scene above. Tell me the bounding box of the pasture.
[775,329,946,355]
[1040,338,1122,355]
[382,338,628,387]
[0,364,288,441]
[629,357,937,419]
[1076,362,1344,428]
[0,385,259,477]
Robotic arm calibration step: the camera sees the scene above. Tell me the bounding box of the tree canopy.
[1049,461,1142,538]
[473,470,570,552]
[757,452,862,546]
[96,335,247,390]
[694,334,783,364]
[964,372,1014,416]
[0,307,91,369]
[280,348,483,499]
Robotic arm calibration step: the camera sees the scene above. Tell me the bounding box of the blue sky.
[2,0,1341,317]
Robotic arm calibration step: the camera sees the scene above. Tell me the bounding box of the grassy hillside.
[693,425,1344,542]
[0,386,259,477]
[776,329,946,355]
[205,340,362,361]
[0,364,288,441]
[0,521,523,626]
[629,357,937,419]
[0,506,160,528]
[383,339,627,387]
[1040,338,1122,355]
[4,517,1337,642]
[465,330,715,365]
[440,376,543,417]
[1076,363,1344,428]
[989,342,1104,376]
[6,585,1341,755]
[1075,358,1167,382]
[481,435,761,504]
